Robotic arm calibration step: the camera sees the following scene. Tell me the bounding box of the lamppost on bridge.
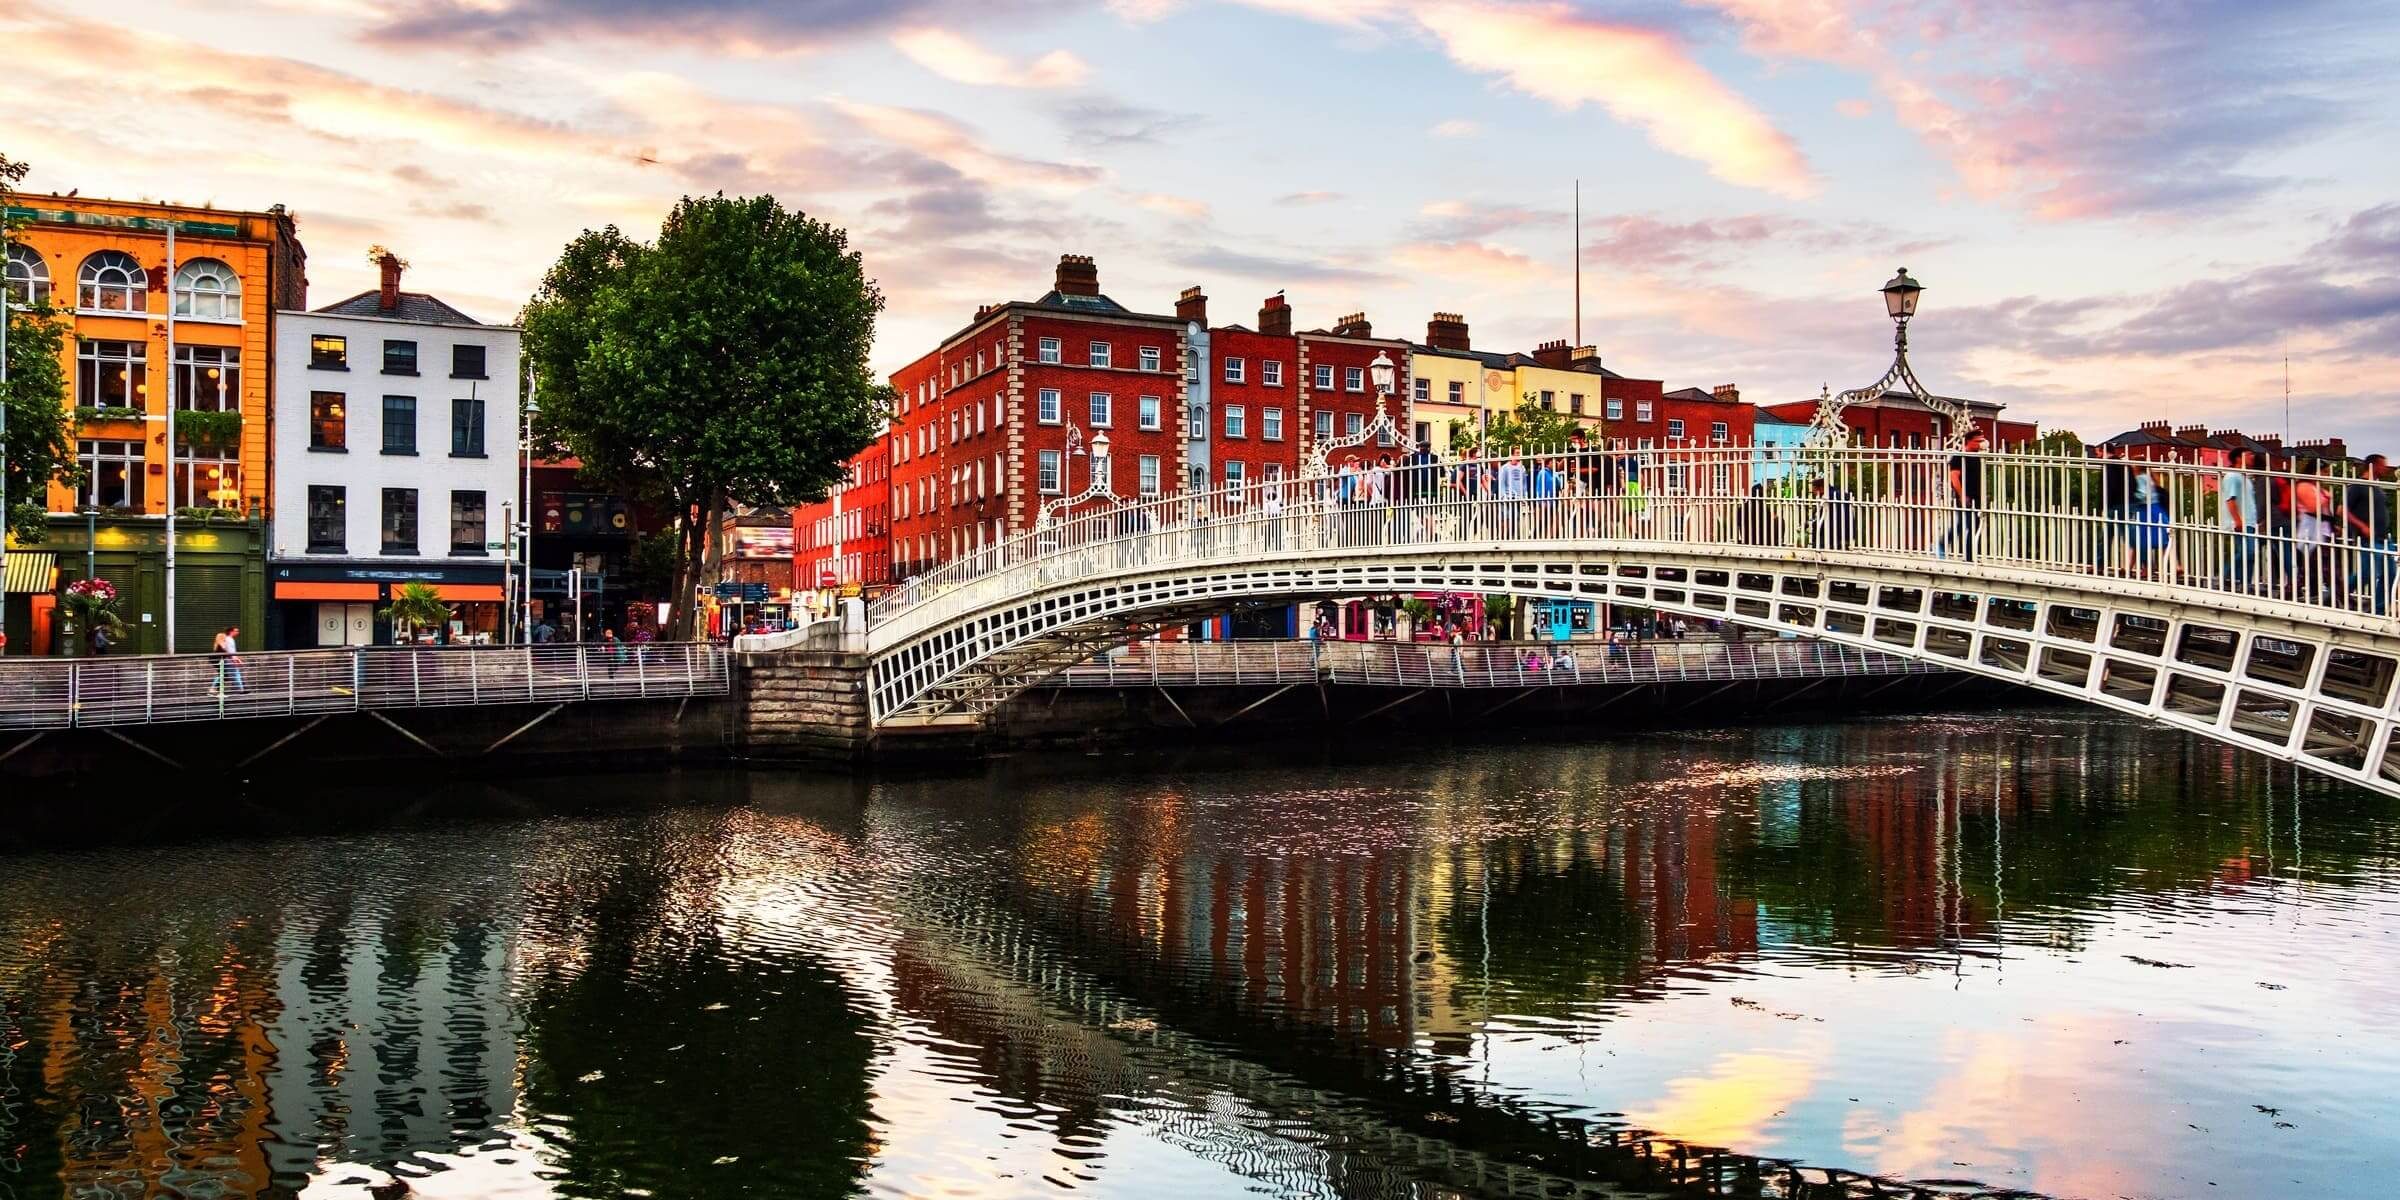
[1304,349,1406,479]
[1037,424,1113,531]
[1810,267,1974,451]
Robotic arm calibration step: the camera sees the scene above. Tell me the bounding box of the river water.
[4,709,2397,1199]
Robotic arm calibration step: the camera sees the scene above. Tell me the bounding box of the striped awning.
[3,551,57,595]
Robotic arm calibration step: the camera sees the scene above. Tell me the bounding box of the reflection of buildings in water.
[261,901,519,1186]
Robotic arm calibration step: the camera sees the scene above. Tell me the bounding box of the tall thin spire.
[1573,179,1582,347]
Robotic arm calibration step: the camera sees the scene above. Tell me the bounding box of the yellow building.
[1404,313,1607,455]
[3,195,307,652]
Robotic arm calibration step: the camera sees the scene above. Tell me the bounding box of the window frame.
[173,345,240,413]
[1413,378,1430,403]
[76,338,146,409]
[310,333,349,371]
[1313,364,1334,390]
[1225,405,1246,439]
[1606,397,1624,421]
[306,485,346,554]
[1088,340,1112,368]
[1314,410,1334,440]
[172,257,242,321]
[1088,391,1113,428]
[383,339,419,376]
[77,250,146,312]
[450,343,488,380]
[5,244,52,307]
[451,396,487,457]
[1139,395,1161,431]
[380,487,419,555]
[77,438,146,510]
[1037,449,1063,494]
[1038,337,1061,364]
[381,394,418,455]
[1037,388,1062,424]
[310,392,347,450]
[1262,408,1284,441]
[1224,357,1245,384]
[1344,366,1365,393]
[1262,360,1283,387]
[1138,454,1161,496]
[1666,418,1685,440]
[1139,346,1161,372]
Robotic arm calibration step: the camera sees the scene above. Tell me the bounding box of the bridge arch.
[863,445,2400,798]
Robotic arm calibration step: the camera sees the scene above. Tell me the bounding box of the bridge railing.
[1047,637,1939,689]
[869,443,2400,642]
[0,643,731,732]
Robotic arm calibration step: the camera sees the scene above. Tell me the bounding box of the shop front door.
[317,602,375,646]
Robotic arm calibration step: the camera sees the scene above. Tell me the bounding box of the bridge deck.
[1047,637,1939,689]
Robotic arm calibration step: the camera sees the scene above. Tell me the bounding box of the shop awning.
[3,551,57,595]
[274,581,380,601]
[433,584,505,602]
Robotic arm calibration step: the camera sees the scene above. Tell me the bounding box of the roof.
[315,289,486,326]
[1031,289,1133,314]
[1754,409,1808,427]
[2099,426,2198,448]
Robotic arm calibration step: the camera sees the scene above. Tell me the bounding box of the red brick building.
[1201,292,1306,485]
[792,438,889,593]
[1760,388,2036,449]
[1297,311,1414,471]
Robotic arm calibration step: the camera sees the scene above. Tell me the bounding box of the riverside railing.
[1047,637,1939,690]
[0,642,731,732]
[870,443,2400,644]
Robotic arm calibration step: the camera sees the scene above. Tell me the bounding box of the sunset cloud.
[891,28,1091,88]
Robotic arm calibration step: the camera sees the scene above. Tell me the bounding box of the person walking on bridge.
[209,626,247,697]
[1940,430,1987,562]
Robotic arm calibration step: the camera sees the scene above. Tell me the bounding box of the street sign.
[486,541,507,551]
[817,569,837,587]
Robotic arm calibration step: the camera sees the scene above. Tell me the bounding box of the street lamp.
[1810,266,1969,450]
[518,383,538,645]
[1369,349,1397,396]
[1305,352,1407,478]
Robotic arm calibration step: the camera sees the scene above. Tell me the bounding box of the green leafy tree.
[523,195,887,637]
[1478,397,1584,455]
[2,151,76,544]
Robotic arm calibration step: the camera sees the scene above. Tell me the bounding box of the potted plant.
[62,578,127,656]
[1483,593,1515,641]
[1400,597,1435,640]
[381,580,450,644]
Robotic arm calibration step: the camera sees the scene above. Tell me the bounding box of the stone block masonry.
[740,649,873,763]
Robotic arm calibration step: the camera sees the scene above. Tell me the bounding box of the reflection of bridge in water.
[863,444,2400,797]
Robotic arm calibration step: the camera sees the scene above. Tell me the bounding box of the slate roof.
[315,289,486,326]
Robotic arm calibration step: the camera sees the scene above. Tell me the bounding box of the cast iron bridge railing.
[0,643,731,732]
[1047,637,1942,689]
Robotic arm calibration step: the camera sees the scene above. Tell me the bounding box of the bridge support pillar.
[739,649,875,764]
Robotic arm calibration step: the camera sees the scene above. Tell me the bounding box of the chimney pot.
[1330,311,1371,338]
[1425,312,1471,352]
[1258,293,1292,337]
[1712,384,1740,403]
[377,251,403,312]
[1054,253,1100,297]
[1175,286,1208,324]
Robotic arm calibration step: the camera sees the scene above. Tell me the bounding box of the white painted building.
[269,255,521,648]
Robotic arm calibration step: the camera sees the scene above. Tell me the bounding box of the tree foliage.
[1451,397,1585,456]
[3,151,76,544]
[521,195,888,635]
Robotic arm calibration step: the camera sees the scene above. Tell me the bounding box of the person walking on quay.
[1941,430,1987,561]
[602,628,627,677]
[210,626,247,697]
[88,620,112,657]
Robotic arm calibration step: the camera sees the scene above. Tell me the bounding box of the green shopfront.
[44,514,268,656]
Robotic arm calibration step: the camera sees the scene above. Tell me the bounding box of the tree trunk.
[669,494,705,641]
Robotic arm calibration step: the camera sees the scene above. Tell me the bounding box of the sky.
[10,0,2400,445]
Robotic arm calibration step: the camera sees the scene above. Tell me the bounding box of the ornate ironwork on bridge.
[864,442,2400,798]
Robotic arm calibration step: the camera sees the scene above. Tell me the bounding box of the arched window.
[4,243,51,307]
[78,250,147,312]
[173,257,241,320]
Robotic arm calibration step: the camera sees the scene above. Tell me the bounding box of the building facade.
[5,193,306,654]
[794,439,890,599]
[267,256,520,647]
[1760,389,2036,449]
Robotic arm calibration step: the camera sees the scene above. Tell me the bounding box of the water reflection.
[3,710,2397,1198]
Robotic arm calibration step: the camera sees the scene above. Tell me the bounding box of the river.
[3,709,2397,1199]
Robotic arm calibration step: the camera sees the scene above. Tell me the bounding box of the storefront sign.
[733,526,795,559]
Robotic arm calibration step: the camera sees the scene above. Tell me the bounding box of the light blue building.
[1752,410,1811,486]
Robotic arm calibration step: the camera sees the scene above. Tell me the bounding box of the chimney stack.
[1175,286,1208,324]
[1569,345,1599,363]
[1054,253,1099,297]
[1531,339,1571,368]
[1330,311,1372,339]
[1425,311,1471,352]
[1258,292,1291,337]
[377,251,403,312]
[1712,384,1740,403]
[2175,424,2209,443]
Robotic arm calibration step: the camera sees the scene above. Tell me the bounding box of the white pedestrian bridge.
[867,444,2400,798]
